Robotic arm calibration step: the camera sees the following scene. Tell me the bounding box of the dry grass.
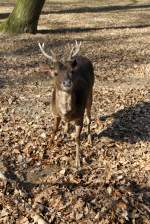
[0,0,150,223]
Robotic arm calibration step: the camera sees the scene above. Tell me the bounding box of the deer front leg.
[64,122,69,133]
[86,92,92,145]
[75,119,83,169]
[86,109,92,145]
[50,116,61,145]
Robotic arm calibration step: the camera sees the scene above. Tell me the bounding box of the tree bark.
[2,0,45,34]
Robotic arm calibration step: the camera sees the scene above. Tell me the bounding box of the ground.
[0,0,150,223]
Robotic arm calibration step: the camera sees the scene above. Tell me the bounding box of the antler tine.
[73,40,81,56]
[68,40,81,60]
[50,50,57,58]
[38,42,57,62]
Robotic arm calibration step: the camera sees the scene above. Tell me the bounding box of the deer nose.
[63,79,72,88]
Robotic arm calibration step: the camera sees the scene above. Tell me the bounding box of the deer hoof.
[87,134,92,145]
[48,138,55,147]
[75,157,81,169]
[70,132,76,140]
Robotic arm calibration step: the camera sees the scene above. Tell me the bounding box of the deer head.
[38,41,81,92]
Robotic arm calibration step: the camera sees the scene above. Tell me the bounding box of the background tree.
[0,0,45,34]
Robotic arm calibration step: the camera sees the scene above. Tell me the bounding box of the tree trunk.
[2,0,45,34]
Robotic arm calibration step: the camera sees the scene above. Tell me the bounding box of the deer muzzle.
[61,79,73,92]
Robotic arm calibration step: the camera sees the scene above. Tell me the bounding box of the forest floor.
[0,0,150,223]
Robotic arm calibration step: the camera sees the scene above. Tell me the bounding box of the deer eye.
[51,69,58,77]
[54,71,58,76]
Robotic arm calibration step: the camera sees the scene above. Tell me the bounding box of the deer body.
[38,42,94,168]
[52,56,94,121]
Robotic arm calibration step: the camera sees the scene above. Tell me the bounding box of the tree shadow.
[0,77,8,88]
[48,3,150,14]
[38,23,150,35]
[0,40,67,58]
[99,102,150,143]
[39,27,100,34]
[0,13,9,19]
[0,64,52,88]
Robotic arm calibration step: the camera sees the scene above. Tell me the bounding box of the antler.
[68,40,81,60]
[38,42,57,62]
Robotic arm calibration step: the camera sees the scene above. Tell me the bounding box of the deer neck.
[56,89,74,117]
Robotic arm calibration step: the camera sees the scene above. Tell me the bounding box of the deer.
[38,41,94,169]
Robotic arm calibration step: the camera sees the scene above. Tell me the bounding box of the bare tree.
[0,0,45,34]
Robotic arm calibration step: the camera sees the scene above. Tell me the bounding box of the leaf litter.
[0,0,150,223]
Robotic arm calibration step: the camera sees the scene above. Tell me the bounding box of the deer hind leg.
[50,116,61,145]
[75,118,83,168]
[86,91,93,145]
[64,122,69,133]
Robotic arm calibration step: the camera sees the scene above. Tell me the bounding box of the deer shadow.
[2,156,40,197]
[99,102,150,143]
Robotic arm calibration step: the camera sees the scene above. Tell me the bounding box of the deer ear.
[39,63,58,77]
[70,59,77,68]
[39,63,50,72]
